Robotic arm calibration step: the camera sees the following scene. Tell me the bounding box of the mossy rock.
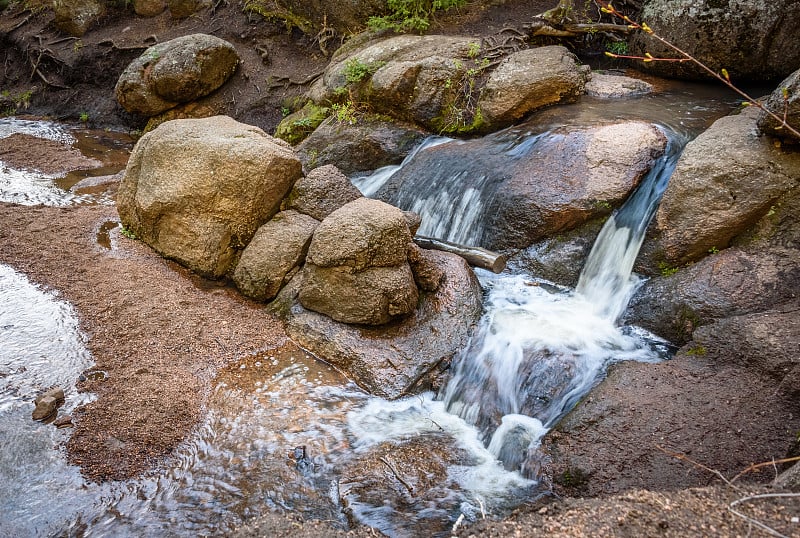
[274,102,330,146]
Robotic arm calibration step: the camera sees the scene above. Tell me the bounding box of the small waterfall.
[441,129,683,474]
[353,132,548,244]
[576,134,686,320]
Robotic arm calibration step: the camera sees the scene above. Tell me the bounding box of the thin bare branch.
[597,0,800,139]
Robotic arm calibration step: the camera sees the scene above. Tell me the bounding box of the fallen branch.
[731,456,800,483]
[413,236,507,273]
[379,456,414,495]
[655,445,738,489]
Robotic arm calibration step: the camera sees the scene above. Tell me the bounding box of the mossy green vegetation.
[367,0,466,34]
[274,102,330,145]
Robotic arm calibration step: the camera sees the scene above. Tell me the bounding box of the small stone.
[33,388,66,419]
[53,415,74,429]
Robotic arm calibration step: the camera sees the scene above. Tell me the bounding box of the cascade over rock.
[631,0,800,81]
[115,34,239,117]
[654,107,800,266]
[372,121,666,250]
[117,116,302,278]
[485,121,666,249]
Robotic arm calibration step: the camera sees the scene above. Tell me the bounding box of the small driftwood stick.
[413,236,507,274]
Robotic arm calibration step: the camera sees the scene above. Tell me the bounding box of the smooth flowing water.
[0,81,740,537]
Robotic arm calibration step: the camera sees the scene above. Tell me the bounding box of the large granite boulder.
[282,164,362,220]
[115,34,239,117]
[476,46,589,130]
[53,0,105,37]
[285,249,483,398]
[298,198,418,325]
[314,37,587,134]
[758,68,800,143]
[654,107,800,266]
[484,121,666,249]
[375,121,665,250]
[232,210,319,302]
[117,116,302,278]
[630,0,800,81]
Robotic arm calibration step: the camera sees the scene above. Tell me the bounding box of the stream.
[0,81,741,537]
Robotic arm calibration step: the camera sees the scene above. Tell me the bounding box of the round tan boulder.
[298,198,419,325]
[115,34,239,117]
[306,197,413,271]
[133,0,166,17]
[477,46,588,130]
[117,116,302,278]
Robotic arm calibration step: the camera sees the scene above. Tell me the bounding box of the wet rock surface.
[486,121,666,249]
[32,387,65,421]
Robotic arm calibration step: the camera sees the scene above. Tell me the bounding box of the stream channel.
[0,81,740,537]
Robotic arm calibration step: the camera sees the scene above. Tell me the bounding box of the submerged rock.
[584,72,653,99]
[117,116,302,278]
[32,387,65,421]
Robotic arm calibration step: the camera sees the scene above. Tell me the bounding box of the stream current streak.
[351,129,681,493]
